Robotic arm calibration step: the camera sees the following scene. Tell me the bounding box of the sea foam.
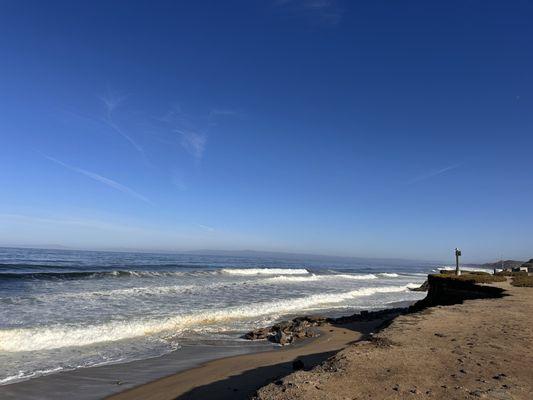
[220,268,309,275]
[378,273,399,278]
[0,284,415,352]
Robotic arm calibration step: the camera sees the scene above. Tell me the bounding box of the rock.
[271,330,293,345]
[294,315,327,326]
[243,327,271,340]
[292,359,305,371]
[276,321,293,333]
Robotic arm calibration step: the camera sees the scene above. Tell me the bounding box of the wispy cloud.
[277,0,342,25]
[44,155,153,204]
[208,108,242,119]
[155,105,209,161]
[175,128,207,160]
[406,163,462,184]
[99,92,146,157]
[197,223,215,232]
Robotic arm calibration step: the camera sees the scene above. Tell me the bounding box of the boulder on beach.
[243,315,325,345]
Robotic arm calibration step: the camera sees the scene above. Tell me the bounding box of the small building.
[513,259,533,274]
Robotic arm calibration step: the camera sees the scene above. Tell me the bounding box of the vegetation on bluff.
[432,271,506,284]
[510,275,533,287]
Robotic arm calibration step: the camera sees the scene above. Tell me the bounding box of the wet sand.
[0,339,272,400]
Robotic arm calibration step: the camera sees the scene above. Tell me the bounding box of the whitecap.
[220,268,309,276]
[0,284,416,352]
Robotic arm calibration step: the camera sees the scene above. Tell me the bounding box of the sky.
[0,1,532,263]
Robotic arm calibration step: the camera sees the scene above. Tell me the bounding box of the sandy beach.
[106,279,533,400]
[107,318,390,400]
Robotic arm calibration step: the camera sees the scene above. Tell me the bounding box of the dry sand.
[256,280,533,400]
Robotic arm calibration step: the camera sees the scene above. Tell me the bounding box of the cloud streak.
[99,92,146,157]
[277,0,342,25]
[406,163,462,184]
[175,128,207,160]
[197,223,215,232]
[44,155,153,204]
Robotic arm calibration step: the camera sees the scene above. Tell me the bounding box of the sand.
[256,280,533,399]
[107,319,389,400]
[109,280,533,400]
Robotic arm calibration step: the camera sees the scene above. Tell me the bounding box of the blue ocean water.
[0,247,433,385]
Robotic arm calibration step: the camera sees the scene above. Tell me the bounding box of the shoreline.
[108,278,533,400]
[107,318,392,400]
[0,339,273,400]
[0,305,411,400]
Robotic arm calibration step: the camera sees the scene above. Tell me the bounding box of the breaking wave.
[378,273,399,278]
[220,268,309,276]
[265,273,378,283]
[0,284,416,352]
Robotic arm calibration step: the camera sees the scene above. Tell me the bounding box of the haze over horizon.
[1,1,532,263]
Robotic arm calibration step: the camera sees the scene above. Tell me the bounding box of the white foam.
[263,273,378,283]
[0,284,415,352]
[0,367,64,385]
[265,274,320,283]
[221,268,309,276]
[327,274,377,280]
[379,273,399,278]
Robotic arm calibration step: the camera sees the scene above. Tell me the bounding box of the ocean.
[0,247,432,385]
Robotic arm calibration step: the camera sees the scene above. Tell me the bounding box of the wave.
[378,273,399,278]
[265,274,320,283]
[251,273,378,283]
[0,284,416,352]
[0,270,190,281]
[327,273,377,280]
[220,268,309,276]
[0,367,64,385]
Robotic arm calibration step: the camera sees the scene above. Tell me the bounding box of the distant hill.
[480,260,525,270]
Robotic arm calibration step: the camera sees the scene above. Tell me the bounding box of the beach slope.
[255,280,533,399]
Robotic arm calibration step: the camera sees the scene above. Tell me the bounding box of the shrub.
[511,275,533,287]
[432,272,506,284]
[495,270,527,277]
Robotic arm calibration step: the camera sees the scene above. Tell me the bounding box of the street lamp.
[455,248,462,276]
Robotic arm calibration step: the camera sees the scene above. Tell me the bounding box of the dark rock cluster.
[243,316,327,345]
[244,309,406,345]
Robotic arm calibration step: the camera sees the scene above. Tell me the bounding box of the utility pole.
[455,248,462,276]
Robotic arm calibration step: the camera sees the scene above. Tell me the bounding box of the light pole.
[455,248,462,276]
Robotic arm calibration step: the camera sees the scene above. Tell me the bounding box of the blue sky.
[0,1,532,262]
